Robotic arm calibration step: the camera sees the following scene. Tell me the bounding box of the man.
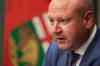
[44,0,100,66]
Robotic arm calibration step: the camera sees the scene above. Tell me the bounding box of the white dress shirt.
[75,25,97,66]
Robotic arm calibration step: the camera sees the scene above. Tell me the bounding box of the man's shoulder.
[90,27,100,53]
[85,27,100,62]
[94,27,100,44]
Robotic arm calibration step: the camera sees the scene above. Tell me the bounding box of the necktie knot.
[71,51,80,66]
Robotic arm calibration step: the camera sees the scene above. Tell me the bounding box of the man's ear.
[82,10,94,29]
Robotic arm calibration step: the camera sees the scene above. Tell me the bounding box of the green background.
[0,0,4,65]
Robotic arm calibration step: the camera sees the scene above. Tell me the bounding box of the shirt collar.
[75,25,97,56]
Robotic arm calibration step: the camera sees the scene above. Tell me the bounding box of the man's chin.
[57,43,71,50]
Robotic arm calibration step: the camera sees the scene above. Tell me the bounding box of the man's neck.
[75,24,97,55]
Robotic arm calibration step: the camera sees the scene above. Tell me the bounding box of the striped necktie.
[71,51,80,66]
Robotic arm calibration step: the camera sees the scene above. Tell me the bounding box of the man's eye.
[49,18,54,22]
[58,19,66,22]
[58,18,71,24]
[49,18,54,25]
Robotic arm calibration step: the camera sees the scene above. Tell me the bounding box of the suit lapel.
[80,28,100,66]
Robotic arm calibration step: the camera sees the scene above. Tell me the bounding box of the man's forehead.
[49,0,70,9]
[48,8,72,17]
[48,8,76,21]
[48,0,86,10]
[48,0,78,18]
[48,0,75,13]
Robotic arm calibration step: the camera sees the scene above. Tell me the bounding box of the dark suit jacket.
[44,28,100,66]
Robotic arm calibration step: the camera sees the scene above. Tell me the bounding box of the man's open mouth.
[56,37,66,41]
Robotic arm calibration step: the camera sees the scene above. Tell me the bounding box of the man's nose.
[53,23,62,34]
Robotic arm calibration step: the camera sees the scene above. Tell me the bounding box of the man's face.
[48,1,88,50]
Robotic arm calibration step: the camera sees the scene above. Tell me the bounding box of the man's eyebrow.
[48,16,71,20]
[57,16,70,20]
